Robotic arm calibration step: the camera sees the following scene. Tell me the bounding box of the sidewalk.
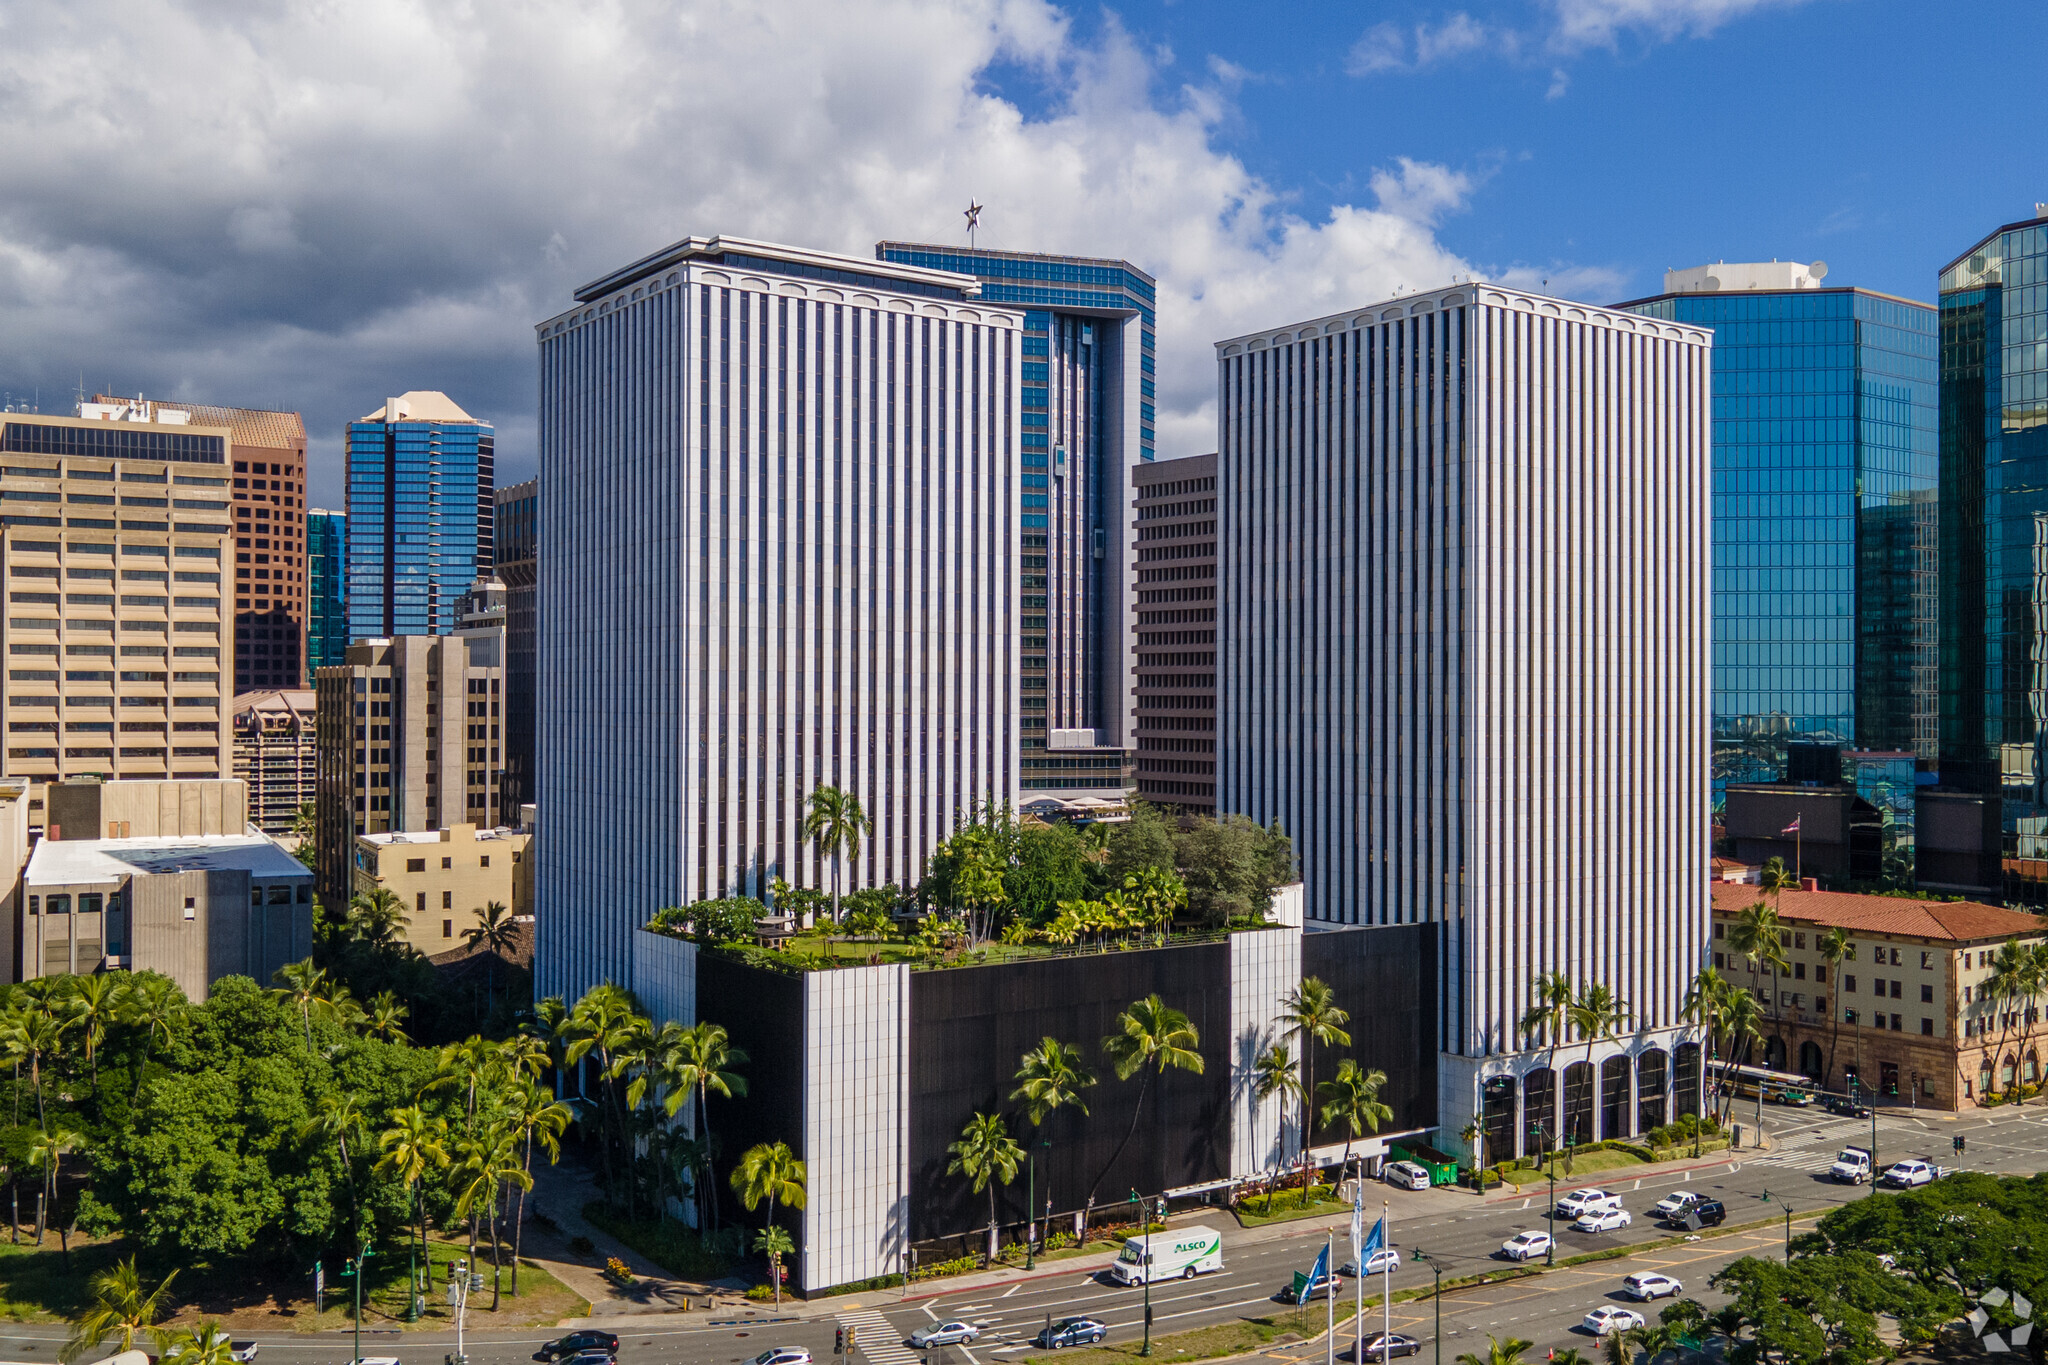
[524,1161,752,1320]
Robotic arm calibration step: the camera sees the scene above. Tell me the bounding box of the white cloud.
[1548,0,1812,49]
[0,0,1521,494]
[1346,12,1505,75]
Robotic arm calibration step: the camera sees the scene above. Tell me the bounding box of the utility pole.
[1130,1191,1153,1358]
[1412,1249,1446,1365]
[341,1243,373,1365]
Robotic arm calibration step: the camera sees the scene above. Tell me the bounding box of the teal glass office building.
[876,242,1153,794]
[345,394,494,640]
[1939,212,2048,905]
[1622,278,1938,865]
[306,508,347,671]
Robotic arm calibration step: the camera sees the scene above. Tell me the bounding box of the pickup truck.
[1879,1159,1944,1188]
[1828,1147,1874,1184]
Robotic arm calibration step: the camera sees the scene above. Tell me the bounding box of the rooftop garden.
[642,798,1296,972]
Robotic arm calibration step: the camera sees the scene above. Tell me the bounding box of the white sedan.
[1500,1230,1553,1261]
[1622,1272,1683,1300]
[908,1323,980,1349]
[1583,1307,1645,1337]
[1573,1207,1633,1234]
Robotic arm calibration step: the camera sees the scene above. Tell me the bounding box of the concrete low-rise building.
[353,822,530,954]
[22,834,313,999]
[1710,883,2048,1108]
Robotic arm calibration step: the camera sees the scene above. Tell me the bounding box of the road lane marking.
[1001,1285,1020,1298]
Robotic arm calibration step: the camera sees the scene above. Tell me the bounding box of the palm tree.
[730,1141,806,1301]
[1278,977,1350,1159]
[126,973,183,1099]
[753,1225,796,1308]
[1094,995,1204,1205]
[60,1256,177,1362]
[463,901,521,1011]
[161,1321,239,1365]
[29,1126,82,1266]
[63,973,128,1101]
[1816,927,1854,1088]
[948,1111,1025,1262]
[269,958,336,1049]
[16,1008,63,1132]
[348,885,410,946]
[1011,1037,1097,1126]
[1718,990,1764,1125]
[365,990,411,1043]
[1517,969,1575,1155]
[659,1021,749,1232]
[453,1125,531,1310]
[1454,1335,1534,1365]
[1316,1059,1392,1181]
[1250,1043,1303,1209]
[505,1080,572,1294]
[1988,940,2029,1101]
[562,983,642,1203]
[1680,968,1729,1147]
[299,1093,368,1226]
[1727,901,1785,1021]
[377,1106,449,1277]
[433,1034,505,1134]
[2017,941,2048,1104]
[1565,983,1630,1158]
[802,785,871,923]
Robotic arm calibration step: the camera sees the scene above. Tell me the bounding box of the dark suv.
[1823,1094,1872,1118]
[1688,1199,1727,1228]
[1036,1319,1107,1350]
[538,1333,620,1362]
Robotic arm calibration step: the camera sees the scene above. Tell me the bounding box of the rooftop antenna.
[964,201,983,249]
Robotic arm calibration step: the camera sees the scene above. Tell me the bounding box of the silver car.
[907,1323,980,1349]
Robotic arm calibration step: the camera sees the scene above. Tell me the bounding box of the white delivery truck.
[1111,1225,1225,1285]
[1828,1146,1874,1184]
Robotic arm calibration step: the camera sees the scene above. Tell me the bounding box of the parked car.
[1572,1207,1633,1234]
[1555,1188,1621,1220]
[1583,1307,1645,1337]
[540,1334,621,1362]
[1341,1248,1402,1277]
[1500,1230,1553,1261]
[1036,1319,1107,1350]
[746,1351,812,1365]
[227,1345,260,1364]
[1383,1161,1432,1191]
[1353,1332,1423,1360]
[1622,1272,1683,1301]
[1881,1160,1936,1188]
[1650,1191,1700,1221]
[1688,1199,1728,1228]
[908,1324,980,1349]
[563,1352,616,1365]
[1823,1093,1873,1118]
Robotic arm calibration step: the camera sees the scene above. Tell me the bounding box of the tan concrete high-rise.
[1130,453,1216,812]
[233,689,315,835]
[313,581,506,906]
[1,406,234,787]
[96,396,307,692]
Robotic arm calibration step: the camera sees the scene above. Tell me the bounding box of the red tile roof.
[1709,884,2046,943]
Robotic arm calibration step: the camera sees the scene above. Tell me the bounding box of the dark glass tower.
[346,392,493,640]
[495,477,537,814]
[875,242,1153,796]
[306,508,347,672]
[1939,212,2048,904]
[1621,266,1937,869]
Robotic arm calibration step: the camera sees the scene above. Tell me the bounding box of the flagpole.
[1325,1230,1335,1365]
[1355,1197,1364,1365]
[1382,1200,1391,1357]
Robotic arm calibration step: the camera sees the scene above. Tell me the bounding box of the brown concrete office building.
[1,406,234,786]
[313,588,506,905]
[233,689,316,835]
[1129,453,1215,812]
[96,396,308,692]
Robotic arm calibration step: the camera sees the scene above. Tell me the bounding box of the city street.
[0,1101,2038,1365]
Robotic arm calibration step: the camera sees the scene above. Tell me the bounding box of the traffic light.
[1955,1135,1967,1156]
[836,1329,846,1354]
[848,1326,859,1351]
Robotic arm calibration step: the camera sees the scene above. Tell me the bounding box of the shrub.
[745,1284,774,1301]
[569,1235,596,1258]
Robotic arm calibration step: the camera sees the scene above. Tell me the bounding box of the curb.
[1481,1151,1744,1204]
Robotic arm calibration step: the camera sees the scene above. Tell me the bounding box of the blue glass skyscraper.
[345,392,493,640]
[1622,263,1938,863]
[876,241,1153,795]
[306,508,347,672]
[1939,210,2048,905]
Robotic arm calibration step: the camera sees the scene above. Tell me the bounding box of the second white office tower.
[534,238,1022,1002]
[1215,285,1713,1157]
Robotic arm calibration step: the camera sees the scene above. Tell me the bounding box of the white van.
[1110,1225,1225,1284]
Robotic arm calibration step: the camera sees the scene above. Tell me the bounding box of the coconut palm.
[268,958,336,1050]
[1727,901,1786,1021]
[656,1020,748,1230]
[453,1125,531,1310]
[1278,977,1350,1155]
[377,1106,449,1276]
[1454,1335,1534,1365]
[347,885,410,946]
[365,990,411,1043]
[62,973,128,1101]
[505,1079,572,1294]
[1316,1059,1392,1180]
[802,785,871,923]
[753,1224,796,1308]
[160,1321,238,1365]
[1011,1037,1097,1127]
[1518,969,1575,1151]
[463,900,521,1010]
[1250,1043,1303,1209]
[2017,941,2048,1104]
[948,1111,1025,1262]
[1718,990,1764,1125]
[1093,995,1204,1204]
[28,1126,82,1265]
[1680,968,1730,1147]
[563,984,643,1207]
[730,1141,806,1301]
[1816,927,1854,1088]
[60,1256,178,1362]
[1564,984,1630,1161]
[298,1092,368,1224]
[15,1008,63,1131]
[127,973,183,1099]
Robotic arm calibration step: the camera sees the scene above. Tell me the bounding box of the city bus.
[1715,1061,1818,1105]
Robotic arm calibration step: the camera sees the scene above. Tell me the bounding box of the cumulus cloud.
[0,0,1561,494]
[1347,12,1507,75]
[1548,0,1812,49]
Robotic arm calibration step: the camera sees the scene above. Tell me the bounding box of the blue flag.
[1360,1215,1385,1262]
[1308,1241,1330,1283]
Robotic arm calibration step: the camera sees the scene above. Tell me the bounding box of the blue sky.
[987,0,2048,307]
[0,0,2042,493]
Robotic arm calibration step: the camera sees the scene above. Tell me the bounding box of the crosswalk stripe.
[840,1310,923,1365]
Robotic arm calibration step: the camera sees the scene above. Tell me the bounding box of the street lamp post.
[342,1242,373,1365]
[1130,1190,1153,1358]
[1527,1119,1555,1267]
[1411,1249,1446,1365]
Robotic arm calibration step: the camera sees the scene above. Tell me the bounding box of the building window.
[1794,933,1806,950]
[1921,951,1933,969]
[1714,923,1725,939]
[1890,947,1902,966]
[1816,965,1827,984]
[1845,974,1856,993]
[1921,983,1934,1004]
[1922,1018,1934,1036]
[442,919,452,938]
[406,858,425,873]
[1714,951,1725,970]
[442,856,452,870]
[182,896,194,921]
[1794,962,1806,980]
[479,855,490,868]
[1891,1014,1903,1031]
[1891,980,1903,1000]
[415,892,425,913]
[442,890,452,909]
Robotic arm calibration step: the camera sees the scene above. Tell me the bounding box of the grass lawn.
[0,1233,587,1332]
[1234,1190,1350,1228]
[1494,1139,1730,1187]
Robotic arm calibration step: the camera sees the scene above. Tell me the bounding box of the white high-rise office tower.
[1215,284,1713,1155]
[533,237,1023,1002]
